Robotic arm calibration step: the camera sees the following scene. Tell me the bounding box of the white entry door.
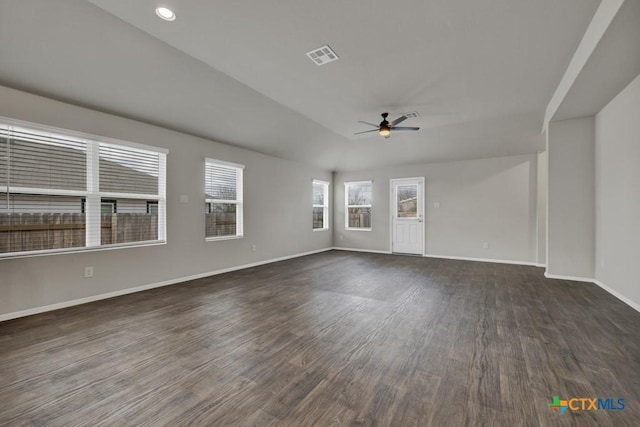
[391,178,424,255]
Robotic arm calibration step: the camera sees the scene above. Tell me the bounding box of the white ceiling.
[0,0,600,170]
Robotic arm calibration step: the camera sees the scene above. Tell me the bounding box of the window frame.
[204,158,244,241]
[344,180,373,231]
[0,116,167,259]
[146,201,158,215]
[312,179,330,231]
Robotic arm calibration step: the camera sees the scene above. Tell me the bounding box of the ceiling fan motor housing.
[380,112,390,128]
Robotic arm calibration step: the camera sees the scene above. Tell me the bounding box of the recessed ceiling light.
[155,7,176,21]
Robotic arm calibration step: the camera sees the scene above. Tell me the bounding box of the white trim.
[424,253,539,266]
[0,247,333,322]
[543,275,640,314]
[205,199,239,204]
[333,248,540,265]
[205,235,244,242]
[312,179,330,231]
[332,247,392,254]
[157,154,167,242]
[99,192,162,200]
[0,186,88,197]
[543,272,595,282]
[86,141,100,247]
[593,279,640,314]
[344,181,373,230]
[344,180,372,186]
[0,241,166,260]
[204,157,245,169]
[543,0,624,130]
[390,177,425,256]
[204,158,244,238]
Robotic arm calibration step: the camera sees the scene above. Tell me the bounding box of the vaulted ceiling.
[0,0,600,170]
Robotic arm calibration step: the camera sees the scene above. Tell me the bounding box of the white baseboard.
[543,272,595,283]
[333,248,539,266]
[423,253,539,266]
[0,247,333,322]
[332,247,392,255]
[593,279,640,314]
[544,273,640,314]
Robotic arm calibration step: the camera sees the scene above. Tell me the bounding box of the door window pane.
[396,185,417,218]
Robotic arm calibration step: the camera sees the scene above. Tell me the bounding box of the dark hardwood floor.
[1,250,639,426]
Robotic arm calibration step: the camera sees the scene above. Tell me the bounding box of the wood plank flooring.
[1,251,639,426]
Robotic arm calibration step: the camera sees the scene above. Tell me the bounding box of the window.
[345,181,372,230]
[0,118,167,258]
[312,179,329,230]
[205,159,244,240]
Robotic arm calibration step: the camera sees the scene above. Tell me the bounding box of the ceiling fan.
[355,112,420,138]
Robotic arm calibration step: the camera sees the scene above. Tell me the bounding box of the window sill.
[313,228,330,232]
[0,240,167,260]
[206,235,244,242]
[345,228,372,232]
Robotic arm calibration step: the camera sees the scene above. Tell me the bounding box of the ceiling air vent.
[404,112,420,119]
[306,45,339,66]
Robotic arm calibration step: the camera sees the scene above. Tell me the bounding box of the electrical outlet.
[482,242,489,249]
[339,234,343,240]
[433,202,440,208]
[84,266,94,278]
[251,244,257,252]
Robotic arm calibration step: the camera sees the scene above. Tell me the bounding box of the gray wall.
[595,72,640,308]
[0,85,332,317]
[536,151,547,265]
[546,117,595,278]
[334,155,538,263]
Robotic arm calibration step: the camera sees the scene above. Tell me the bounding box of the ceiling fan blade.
[354,129,380,135]
[392,126,420,131]
[357,121,379,128]
[391,115,408,126]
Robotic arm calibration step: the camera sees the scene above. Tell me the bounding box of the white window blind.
[1,126,87,192]
[99,144,159,195]
[345,181,372,230]
[205,159,244,239]
[312,179,329,230]
[0,118,167,258]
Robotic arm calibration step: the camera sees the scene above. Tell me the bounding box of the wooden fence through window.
[0,213,158,253]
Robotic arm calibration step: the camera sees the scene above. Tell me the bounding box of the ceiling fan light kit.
[355,112,420,139]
